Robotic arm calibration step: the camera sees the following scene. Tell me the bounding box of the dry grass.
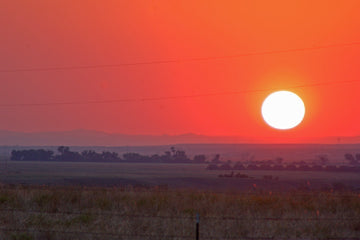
[0,184,360,239]
[2,161,360,192]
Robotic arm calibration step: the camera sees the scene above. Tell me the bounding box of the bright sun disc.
[261,91,305,130]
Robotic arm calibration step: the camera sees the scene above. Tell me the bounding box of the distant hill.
[0,130,250,146]
[0,129,359,146]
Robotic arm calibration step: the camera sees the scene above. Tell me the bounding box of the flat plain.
[1,160,360,192]
[1,144,360,239]
[1,183,360,240]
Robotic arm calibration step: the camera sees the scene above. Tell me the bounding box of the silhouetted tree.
[10,146,207,164]
[233,162,245,170]
[101,151,120,162]
[211,154,221,163]
[11,149,54,161]
[123,153,145,162]
[275,157,283,165]
[218,163,232,170]
[164,151,171,158]
[170,146,176,155]
[81,150,101,162]
[206,164,219,170]
[345,153,358,165]
[317,154,329,165]
[193,154,206,163]
[55,147,81,161]
[57,146,70,155]
[11,150,23,161]
[173,150,190,163]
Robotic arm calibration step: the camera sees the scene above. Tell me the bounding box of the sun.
[261,91,305,130]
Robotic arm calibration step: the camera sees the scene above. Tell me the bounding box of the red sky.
[1,1,360,142]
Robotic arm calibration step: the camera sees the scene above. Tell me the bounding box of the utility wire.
[0,41,360,73]
[0,79,359,108]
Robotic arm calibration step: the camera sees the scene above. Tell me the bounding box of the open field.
[1,160,360,192]
[1,159,360,239]
[0,185,360,239]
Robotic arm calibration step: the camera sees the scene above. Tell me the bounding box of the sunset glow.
[0,1,360,143]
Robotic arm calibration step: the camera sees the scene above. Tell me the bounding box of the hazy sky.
[1,1,360,141]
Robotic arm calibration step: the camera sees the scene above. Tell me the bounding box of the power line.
[0,79,359,108]
[0,41,360,73]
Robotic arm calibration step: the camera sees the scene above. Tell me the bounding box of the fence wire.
[1,209,360,240]
[1,208,360,221]
[1,186,360,239]
[1,228,360,240]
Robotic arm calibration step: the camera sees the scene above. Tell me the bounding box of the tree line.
[206,162,360,172]
[10,146,209,163]
[206,153,360,172]
[344,153,360,165]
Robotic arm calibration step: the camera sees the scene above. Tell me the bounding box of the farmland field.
[1,145,360,239]
[0,184,360,239]
[1,160,360,191]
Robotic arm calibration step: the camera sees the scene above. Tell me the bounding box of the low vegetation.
[218,171,251,178]
[0,184,360,239]
[11,146,208,164]
[207,161,360,172]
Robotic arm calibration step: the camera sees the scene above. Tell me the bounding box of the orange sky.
[1,1,360,142]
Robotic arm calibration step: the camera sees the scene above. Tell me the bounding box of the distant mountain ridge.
[0,129,359,146]
[0,130,250,146]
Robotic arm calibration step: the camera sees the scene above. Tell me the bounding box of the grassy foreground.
[0,184,360,240]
